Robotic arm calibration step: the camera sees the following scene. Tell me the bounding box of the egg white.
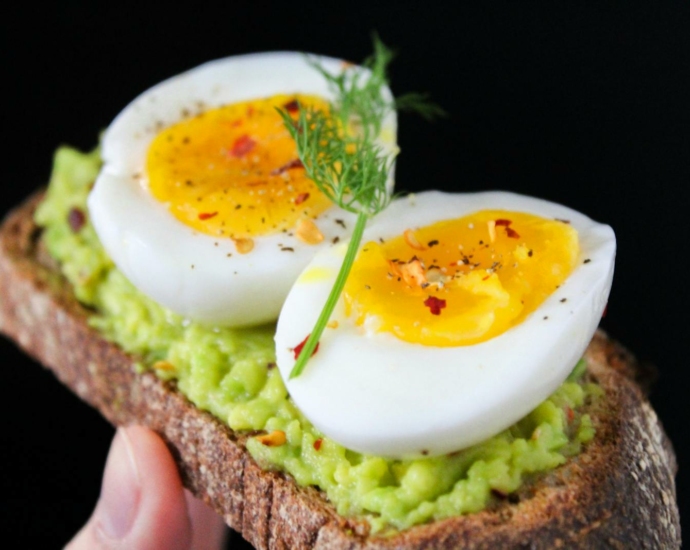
[275,191,615,458]
[88,53,397,327]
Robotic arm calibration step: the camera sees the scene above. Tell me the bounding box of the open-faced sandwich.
[0,40,681,548]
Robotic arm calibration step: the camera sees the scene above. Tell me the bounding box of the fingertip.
[120,426,192,549]
[66,426,193,550]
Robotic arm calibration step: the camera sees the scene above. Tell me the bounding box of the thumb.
[66,426,210,550]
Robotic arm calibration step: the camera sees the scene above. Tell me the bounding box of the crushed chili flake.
[229,134,256,158]
[67,207,86,232]
[566,407,575,423]
[198,211,218,220]
[293,334,320,360]
[400,258,427,287]
[313,438,323,451]
[495,219,512,227]
[426,268,447,286]
[505,227,520,239]
[294,192,310,205]
[423,296,447,315]
[403,229,426,250]
[152,360,175,372]
[256,430,286,447]
[428,239,439,247]
[233,237,254,254]
[283,99,300,113]
[271,158,304,176]
[387,260,403,279]
[295,219,324,245]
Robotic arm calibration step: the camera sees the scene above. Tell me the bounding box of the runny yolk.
[342,211,580,346]
[146,94,333,239]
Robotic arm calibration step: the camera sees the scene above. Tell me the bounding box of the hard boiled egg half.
[88,53,397,326]
[275,191,615,458]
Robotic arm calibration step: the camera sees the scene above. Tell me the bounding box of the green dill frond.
[279,35,440,378]
[278,106,392,216]
[396,91,447,120]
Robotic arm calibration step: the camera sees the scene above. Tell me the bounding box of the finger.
[185,490,228,550]
[66,426,192,550]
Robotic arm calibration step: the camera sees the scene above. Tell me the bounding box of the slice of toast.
[0,192,681,549]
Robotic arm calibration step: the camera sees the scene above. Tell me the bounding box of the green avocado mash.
[36,146,601,532]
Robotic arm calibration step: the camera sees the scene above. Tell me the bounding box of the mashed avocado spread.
[36,146,600,533]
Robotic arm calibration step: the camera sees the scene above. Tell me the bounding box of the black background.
[2,3,688,547]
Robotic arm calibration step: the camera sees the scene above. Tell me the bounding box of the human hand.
[66,426,228,550]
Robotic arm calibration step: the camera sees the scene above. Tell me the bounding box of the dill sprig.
[279,36,439,379]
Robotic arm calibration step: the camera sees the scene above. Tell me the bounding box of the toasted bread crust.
[0,193,681,549]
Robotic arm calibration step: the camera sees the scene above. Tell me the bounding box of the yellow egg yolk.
[343,211,579,346]
[146,94,332,239]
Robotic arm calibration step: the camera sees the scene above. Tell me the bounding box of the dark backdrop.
[2,3,688,547]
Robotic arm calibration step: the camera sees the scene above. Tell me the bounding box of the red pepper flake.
[230,134,256,158]
[423,296,447,315]
[198,211,218,220]
[505,227,520,239]
[283,99,300,113]
[293,334,320,360]
[294,192,310,205]
[313,438,323,451]
[67,207,86,232]
[495,219,512,227]
[566,407,575,423]
[270,158,304,176]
